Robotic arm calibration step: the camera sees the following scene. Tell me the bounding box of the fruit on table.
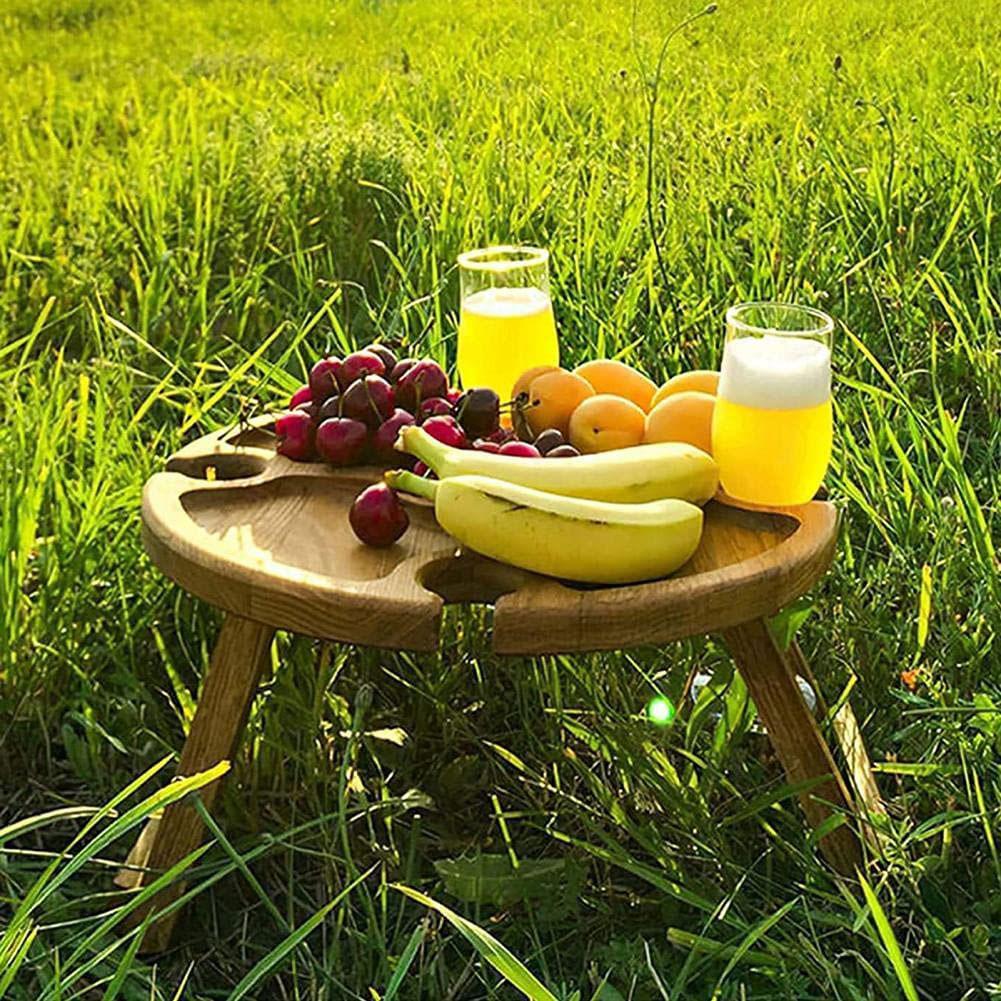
[341,350,386,385]
[396,426,718,504]
[315,417,368,465]
[316,395,342,421]
[454,387,501,438]
[422,414,468,449]
[511,364,559,406]
[275,409,315,461]
[349,482,409,547]
[417,397,453,421]
[289,384,312,409]
[514,367,594,438]
[574,359,657,412]
[546,444,580,458]
[532,428,565,455]
[395,359,448,412]
[309,357,344,401]
[386,471,703,584]
[650,370,720,410]
[499,440,541,458]
[644,390,716,454]
[568,394,646,454]
[371,408,416,462]
[341,374,395,428]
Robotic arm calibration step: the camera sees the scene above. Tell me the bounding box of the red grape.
[371,408,415,462]
[309,357,343,402]
[315,417,368,466]
[349,483,409,547]
[422,414,468,449]
[341,350,386,385]
[499,440,541,458]
[275,410,315,461]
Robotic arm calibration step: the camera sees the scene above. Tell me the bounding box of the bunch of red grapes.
[275,344,582,468]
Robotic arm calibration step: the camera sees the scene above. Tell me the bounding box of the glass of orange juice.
[711,302,834,506]
[457,246,559,399]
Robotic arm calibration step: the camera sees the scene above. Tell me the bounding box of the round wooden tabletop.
[141,418,838,654]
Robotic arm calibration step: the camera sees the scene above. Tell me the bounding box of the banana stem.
[394,426,447,471]
[385,469,438,501]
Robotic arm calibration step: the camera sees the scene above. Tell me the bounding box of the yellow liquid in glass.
[457,287,559,399]
[712,397,832,506]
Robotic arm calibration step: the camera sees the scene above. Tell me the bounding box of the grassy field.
[1,0,1000,996]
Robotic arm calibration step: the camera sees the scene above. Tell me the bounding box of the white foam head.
[718,334,831,409]
[461,286,551,318]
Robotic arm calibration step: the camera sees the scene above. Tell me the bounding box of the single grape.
[349,483,409,547]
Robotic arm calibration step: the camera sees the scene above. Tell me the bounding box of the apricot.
[520,368,595,437]
[569,394,646,453]
[643,390,716,454]
[650,370,719,410]
[511,364,560,438]
[574,359,657,412]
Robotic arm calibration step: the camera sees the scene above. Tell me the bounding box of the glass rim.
[726,301,834,338]
[457,245,549,272]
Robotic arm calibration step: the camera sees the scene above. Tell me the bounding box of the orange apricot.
[568,394,646,453]
[519,368,595,438]
[574,359,658,412]
[650,370,719,410]
[643,390,716,454]
[511,364,560,437]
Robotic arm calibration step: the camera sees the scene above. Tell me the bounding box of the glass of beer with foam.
[711,302,833,506]
[457,246,559,400]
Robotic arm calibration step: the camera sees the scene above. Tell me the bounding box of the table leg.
[116,613,275,952]
[721,618,865,876]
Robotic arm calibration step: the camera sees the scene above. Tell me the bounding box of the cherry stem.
[385,469,437,501]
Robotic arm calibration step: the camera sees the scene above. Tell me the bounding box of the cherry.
[499,440,541,458]
[309,357,343,401]
[446,387,463,406]
[473,439,501,453]
[390,358,419,384]
[341,374,395,428]
[413,460,435,478]
[533,428,565,455]
[371,409,416,462]
[485,426,515,445]
[341,350,386,386]
[422,414,468,449]
[315,417,368,466]
[349,483,409,547]
[317,395,342,422]
[546,444,581,458]
[417,397,453,421]
[275,410,315,461]
[395,359,448,412]
[455,387,500,438]
[367,343,398,373]
[289,384,312,409]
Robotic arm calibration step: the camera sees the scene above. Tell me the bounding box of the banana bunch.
[387,471,703,584]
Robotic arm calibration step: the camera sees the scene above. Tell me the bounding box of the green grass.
[1,0,1000,996]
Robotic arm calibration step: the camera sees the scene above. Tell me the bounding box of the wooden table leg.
[721,618,864,876]
[116,613,275,952]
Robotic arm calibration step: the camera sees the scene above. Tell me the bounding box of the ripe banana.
[387,471,703,584]
[396,426,718,504]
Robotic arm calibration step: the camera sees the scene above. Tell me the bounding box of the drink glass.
[457,246,559,400]
[711,302,834,506]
